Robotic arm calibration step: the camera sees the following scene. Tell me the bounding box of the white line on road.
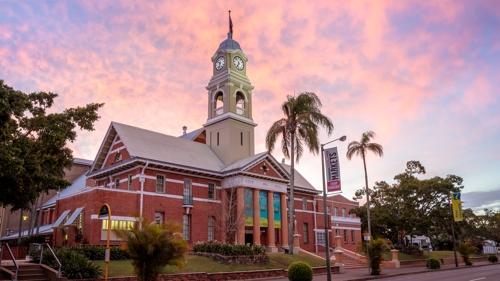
[469,278,485,281]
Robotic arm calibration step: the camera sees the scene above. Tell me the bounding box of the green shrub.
[488,255,498,263]
[287,261,313,281]
[368,238,390,275]
[426,257,441,269]
[457,243,477,266]
[35,247,101,279]
[193,241,266,256]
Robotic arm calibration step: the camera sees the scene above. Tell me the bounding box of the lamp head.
[339,135,347,142]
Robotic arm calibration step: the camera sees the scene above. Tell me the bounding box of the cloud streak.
[1,0,499,211]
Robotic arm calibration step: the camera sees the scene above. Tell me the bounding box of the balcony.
[183,195,193,206]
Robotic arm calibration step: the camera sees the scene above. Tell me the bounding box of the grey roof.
[0,223,53,240]
[73,157,93,166]
[178,128,204,141]
[279,163,319,192]
[221,152,268,172]
[43,173,88,208]
[217,37,243,52]
[100,122,225,173]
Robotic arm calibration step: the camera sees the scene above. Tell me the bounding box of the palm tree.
[266,92,333,254]
[346,131,383,236]
[114,217,188,281]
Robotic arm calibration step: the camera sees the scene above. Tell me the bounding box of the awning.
[63,207,84,227]
[52,210,71,228]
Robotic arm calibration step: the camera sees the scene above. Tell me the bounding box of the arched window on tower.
[236,92,245,116]
[214,92,224,116]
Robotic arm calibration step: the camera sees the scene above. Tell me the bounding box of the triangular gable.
[222,152,290,181]
[90,123,117,173]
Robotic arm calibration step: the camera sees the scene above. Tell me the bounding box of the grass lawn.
[94,253,326,277]
[381,250,485,261]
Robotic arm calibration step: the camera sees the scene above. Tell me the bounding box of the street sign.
[364,233,371,241]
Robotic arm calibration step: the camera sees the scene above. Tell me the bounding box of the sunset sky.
[1,0,499,212]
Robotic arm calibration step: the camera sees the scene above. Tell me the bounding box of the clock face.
[233,56,244,71]
[215,56,225,71]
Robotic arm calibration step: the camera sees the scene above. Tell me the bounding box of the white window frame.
[344,229,348,243]
[302,197,307,210]
[342,208,346,217]
[334,207,338,217]
[208,183,216,199]
[128,174,133,190]
[303,223,308,243]
[114,178,120,189]
[316,232,326,246]
[208,216,215,241]
[351,230,355,243]
[183,214,191,241]
[156,175,165,193]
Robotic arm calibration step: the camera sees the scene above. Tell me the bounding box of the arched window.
[236,92,245,115]
[214,92,224,116]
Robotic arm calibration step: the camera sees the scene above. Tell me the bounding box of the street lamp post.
[321,135,346,281]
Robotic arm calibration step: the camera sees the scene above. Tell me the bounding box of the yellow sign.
[451,193,463,221]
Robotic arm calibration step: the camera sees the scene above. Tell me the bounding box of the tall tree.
[265,92,333,254]
[346,131,383,236]
[0,80,104,210]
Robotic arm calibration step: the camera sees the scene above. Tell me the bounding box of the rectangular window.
[351,230,355,243]
[155,212,164,224]
[327,206,330,214]
[183,214,191,241]
[156,175,165,193]
[342,208,346,217]
[102,220,134,230]
[208,216,215,241]
[103,181,108,188]
[217,132,219,146]
[316,232,325,246]
[115,178,120,189]
[302,198,307,210]
[240,132,243,146]
[303,223,308,243]
[208,183,215,199]
[344,230,348,243]
[128,174,132,190]
[334,207,338,217]
[184,179,192,205]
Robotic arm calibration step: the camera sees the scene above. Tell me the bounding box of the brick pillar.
[280,193,289,249]
[266,191,277,252]
[220,188,227,243]
[253,189,261,245]
[236,187,245,244]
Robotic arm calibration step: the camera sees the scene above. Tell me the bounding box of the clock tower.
[203,16,256,165]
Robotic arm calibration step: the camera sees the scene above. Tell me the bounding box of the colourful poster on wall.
[273,193,281,228]
[244,188,253,226]
[259,190,268,227]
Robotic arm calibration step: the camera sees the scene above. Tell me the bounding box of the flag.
[324,147,341,192]
[229,12,233,35]
[451,192,463,221]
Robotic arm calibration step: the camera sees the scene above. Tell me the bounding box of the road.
[366,265,500,281]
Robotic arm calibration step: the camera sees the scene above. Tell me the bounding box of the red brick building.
[22,27,362,254]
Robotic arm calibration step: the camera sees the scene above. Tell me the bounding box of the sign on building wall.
[259,190,268,227]
[451,192,463,221]
[244,188,253,226]
[273,193,281,228]
[324,147,341,192]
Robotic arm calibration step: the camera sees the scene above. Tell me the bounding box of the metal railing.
[35,243,62,278]
[0,243,19,281]
[183,195,193,206]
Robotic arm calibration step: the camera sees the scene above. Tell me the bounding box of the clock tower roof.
[217,37,243,52]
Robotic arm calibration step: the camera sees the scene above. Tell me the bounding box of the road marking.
[469,278,485,281]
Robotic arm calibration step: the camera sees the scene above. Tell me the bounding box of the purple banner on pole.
[325,147,341,192]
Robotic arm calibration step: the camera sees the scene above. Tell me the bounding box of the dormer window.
[214,92,224,116]
[236,92,245,115]
[115,152,122,162]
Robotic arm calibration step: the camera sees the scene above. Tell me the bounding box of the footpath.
[253,261,500,281]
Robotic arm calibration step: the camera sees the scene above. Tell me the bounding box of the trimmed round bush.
[426,257,441,269]
[287,261,313,281]
[488,255,498,263]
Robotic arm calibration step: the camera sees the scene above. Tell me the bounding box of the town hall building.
[1,23,362,255]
